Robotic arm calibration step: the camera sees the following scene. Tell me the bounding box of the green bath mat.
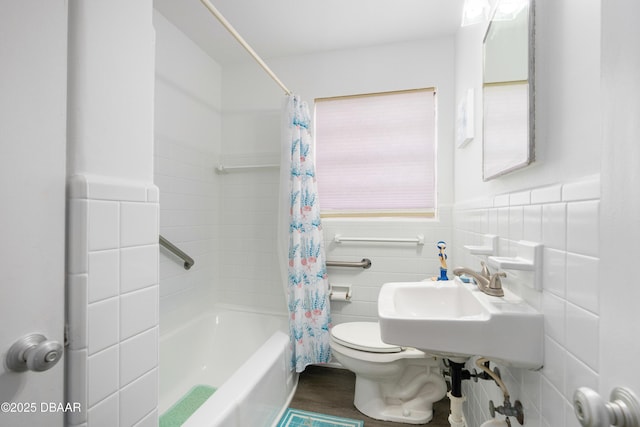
[159,385,216,427]
[277,408,364,427]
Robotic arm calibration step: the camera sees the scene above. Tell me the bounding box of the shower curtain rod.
[199,0,292,96]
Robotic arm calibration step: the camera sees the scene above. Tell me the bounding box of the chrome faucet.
[453,262,506,297]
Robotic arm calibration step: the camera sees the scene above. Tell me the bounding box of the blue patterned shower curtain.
[278,94,331,373]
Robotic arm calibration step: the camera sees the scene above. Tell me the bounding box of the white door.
[0,2,67,426]
[598,0,640,409]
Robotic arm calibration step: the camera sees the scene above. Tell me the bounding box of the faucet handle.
[480,261,491,279]
[489,271,507,289]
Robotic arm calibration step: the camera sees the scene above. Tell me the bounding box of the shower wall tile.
[67,175,159,426]
[154,139,219,331]
[453,175,600,427]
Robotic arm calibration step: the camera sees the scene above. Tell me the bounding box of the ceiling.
[153,0,465,65]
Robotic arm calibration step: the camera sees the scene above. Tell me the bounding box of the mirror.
[482,0,534,180]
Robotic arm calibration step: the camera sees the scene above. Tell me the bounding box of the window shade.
[315,89,436,215]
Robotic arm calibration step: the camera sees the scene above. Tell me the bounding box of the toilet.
[330,322,447,424]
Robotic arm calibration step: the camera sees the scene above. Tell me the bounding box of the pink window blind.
[315,89,436,214]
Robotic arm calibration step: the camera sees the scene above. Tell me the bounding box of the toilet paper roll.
[330,291,351,301]
[480,419,509,427]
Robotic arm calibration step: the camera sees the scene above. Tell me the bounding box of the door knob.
[574,387,640,427]
[6,334,63,372]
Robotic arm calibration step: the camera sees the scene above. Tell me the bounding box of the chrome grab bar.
[159,235,195,270]
[326,258,372,269]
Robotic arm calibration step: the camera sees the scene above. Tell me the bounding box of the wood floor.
[289,365,451,426]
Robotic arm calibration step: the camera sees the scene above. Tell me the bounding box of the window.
[314,88,436,217]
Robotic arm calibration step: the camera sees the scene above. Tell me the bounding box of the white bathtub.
[159,305,298,427]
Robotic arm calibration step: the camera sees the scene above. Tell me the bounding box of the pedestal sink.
[377,278,543,369]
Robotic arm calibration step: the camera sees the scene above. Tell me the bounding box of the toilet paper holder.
[329,284,352,301]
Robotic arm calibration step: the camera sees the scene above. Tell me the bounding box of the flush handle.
[6,334,63,372]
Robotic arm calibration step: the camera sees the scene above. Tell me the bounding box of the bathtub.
[159,305,298,427]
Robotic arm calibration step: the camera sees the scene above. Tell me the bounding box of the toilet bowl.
[330,322,447,424]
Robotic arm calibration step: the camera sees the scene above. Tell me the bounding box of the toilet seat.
[331,322,403,353]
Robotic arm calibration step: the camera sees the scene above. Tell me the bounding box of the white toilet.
[330,322,447,424]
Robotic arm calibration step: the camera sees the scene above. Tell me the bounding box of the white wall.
[452,1,640,426]
[66,1,159,426]
[454,0,601,201]
[153,10,223,335]
[220,38,457,321]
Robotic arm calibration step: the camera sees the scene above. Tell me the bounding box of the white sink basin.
[378,278,543,368]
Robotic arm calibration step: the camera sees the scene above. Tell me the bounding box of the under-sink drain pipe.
[448,361,467,427]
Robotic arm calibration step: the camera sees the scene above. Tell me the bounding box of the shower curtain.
[278,94,331,373]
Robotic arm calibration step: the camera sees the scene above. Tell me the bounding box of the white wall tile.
[566,201,600,257]
[510,190,531,206]
[88,200,120,251]
[87,393,119,427]
[120,202,158,247]
[531,184,562,204]
[119,369,158,427]
[542,290,566,344]
[542,203,566,251]
[523,204,543,242]
[566,253,599,314]
[543,248,566,297]
[562,176,600,202]
[454,175,602,427]
[565,352,598,399]
[88,297,119,355]
[509,206,524,241]
[120,245,158,293]
[565,302,599,370]
[120,286,158,340]
[541,379,565,427]
[88,346,119,407]
[86,179,147,202]
[542,336,566,392]
[120,327,158,387]
[88,250,119,302]
[133,410,159,427]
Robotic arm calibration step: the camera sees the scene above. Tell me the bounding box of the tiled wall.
[153,9,222,331]
[66,175,159,427]
[154,141,220,327]
[323,210,453,325]
[453,175,600,427]
[216,153,286,312]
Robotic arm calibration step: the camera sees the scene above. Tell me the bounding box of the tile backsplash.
[453,175,600,427]
[66,175,159,427]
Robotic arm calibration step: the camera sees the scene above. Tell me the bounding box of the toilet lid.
[331,322,403,353]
